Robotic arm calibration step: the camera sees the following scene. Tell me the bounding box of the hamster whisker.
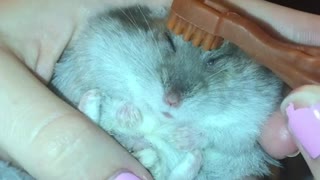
[209,68,226,77]
[137,5,164,62]
[118,8,141,33]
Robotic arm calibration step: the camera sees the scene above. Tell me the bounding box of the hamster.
[50,5,283,180]
[0,161,34,180]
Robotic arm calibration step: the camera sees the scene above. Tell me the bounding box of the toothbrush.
[167,0,320,89]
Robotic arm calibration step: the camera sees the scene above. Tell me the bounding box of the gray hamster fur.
[50,5,283,180]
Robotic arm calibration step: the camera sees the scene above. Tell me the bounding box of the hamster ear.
[148,6,169,19]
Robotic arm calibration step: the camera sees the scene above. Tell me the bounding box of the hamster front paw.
[79,91,143,130]
[116,102,143,128]
[78,89,102,122]
[133,148,159,169]
[171,126,207,150]
[168,150,203,180]
[98,96,143,129]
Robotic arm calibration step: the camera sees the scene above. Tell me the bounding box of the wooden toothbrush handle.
[204,0,320,88]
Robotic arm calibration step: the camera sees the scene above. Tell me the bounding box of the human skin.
[0,0,319,179]
[226,0,320,178]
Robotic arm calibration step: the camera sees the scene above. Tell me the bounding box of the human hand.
[0,0,170,179]
[224,0,320,178]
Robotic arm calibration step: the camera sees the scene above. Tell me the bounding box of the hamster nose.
[164,91,181,107]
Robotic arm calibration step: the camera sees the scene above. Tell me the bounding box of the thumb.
[281,85,320,178]
[0,50,152,180]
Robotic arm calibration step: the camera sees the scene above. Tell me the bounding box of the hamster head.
[143,33,281,126]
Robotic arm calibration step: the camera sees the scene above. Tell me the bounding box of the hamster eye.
[206,58,216,68]
[205,54,225,70]
[164,32,176,52]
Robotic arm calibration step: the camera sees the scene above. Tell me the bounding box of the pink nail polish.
[113,172,141,180]
[286,103,320,159]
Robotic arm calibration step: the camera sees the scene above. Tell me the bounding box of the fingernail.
[286,150,300,158]
[111,172,141,180]
[280,85,320,113]
[286,103,320,159]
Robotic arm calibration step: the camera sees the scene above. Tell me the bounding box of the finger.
[0,50,153,179]
[259,110,298,159]
[0,0,173,83]
[281,85,320,178]
[225,0,320,46]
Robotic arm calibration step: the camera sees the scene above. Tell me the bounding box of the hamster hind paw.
[171,126,207,150]
[168,150,203,180]
[133,148,159,169]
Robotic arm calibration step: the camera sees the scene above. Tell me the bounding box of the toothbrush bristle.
[172,18,185,35]
[192,28,204,47]
[183,23,195,41]
[211,36,224,49]
[167,12,178,30]
[202,34,215,50]
[167,12,223,50]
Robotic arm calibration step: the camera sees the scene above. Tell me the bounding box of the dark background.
[267,0,320,14]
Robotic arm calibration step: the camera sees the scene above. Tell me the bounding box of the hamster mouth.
[162,112,173,119]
